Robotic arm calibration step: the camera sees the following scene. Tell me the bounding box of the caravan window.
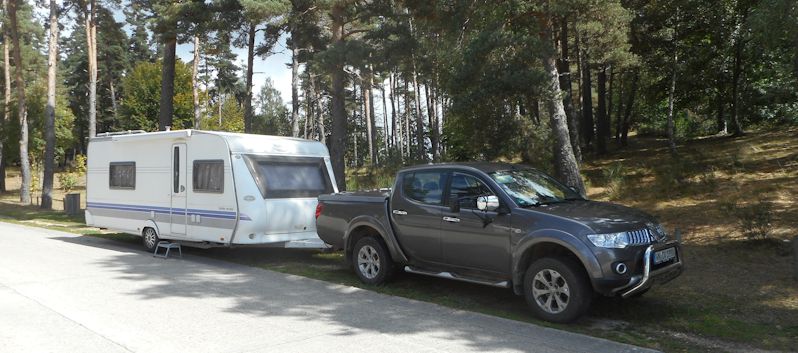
[193,160,224,193]
[244,155,333,199]
[109,162,135,189]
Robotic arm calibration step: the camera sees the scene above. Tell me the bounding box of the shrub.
[74,154,87,175]
[58,173,79,194]
[719,199,774,240]
[602,162,625,199]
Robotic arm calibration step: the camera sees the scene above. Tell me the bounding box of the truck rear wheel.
[524,257,592,323]
[142,227,160,252]
[353,237,394,285]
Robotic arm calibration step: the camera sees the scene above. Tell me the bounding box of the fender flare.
[511,229,602,294]
[344,215,409,264]
[142,219,161,237]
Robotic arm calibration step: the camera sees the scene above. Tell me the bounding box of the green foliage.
[202,95,245,132]
[57,172,79,194]
[120,60,195,131]
[58,154,86,194]
[74,154,87,175]
[253,78,290,136]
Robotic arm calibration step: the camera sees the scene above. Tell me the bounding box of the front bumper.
[612,240,683,298]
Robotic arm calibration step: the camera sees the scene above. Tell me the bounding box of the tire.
[524,257,593,323]
[352,237,394,285]
[142,227,160,252]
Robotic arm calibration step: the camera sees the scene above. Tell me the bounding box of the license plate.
[654,247,677,264]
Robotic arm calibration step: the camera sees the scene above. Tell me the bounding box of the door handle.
[392,210,408,216]
[443,216,460,223]
[180,185,185,192]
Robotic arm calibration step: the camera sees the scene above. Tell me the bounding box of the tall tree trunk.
[621,71,639,147]
[42,0,59,209]
[431,79,441,158]
[580,44,593,152]
[615,71,624,142]
[730,32,745,136]
[158,35,177,130]
[290,44,300,137]
[363,74,376,165]
[329,3,346,190]
[86,0,97,137]
[425,82,439,161]
[192,36,201,129]
[380,82,389,154]
[596,65,609,155]
[244,24,256,133]
[309,74,325,144]
[8,0,31,204]
[403,78,411,158]
[408,15,425,160]
[109,80,118,123]
[389,72,397,152]
[412,69,424,161]
[666,49,678,154]
[369,72,377,164]
[716,89,726,134]
[0,0,10,192]
[558,19,582,163]
[542,42,585,194]
[606,66,614,141]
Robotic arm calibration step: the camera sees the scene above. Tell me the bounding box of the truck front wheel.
[524,257,592,323]
[352,237,394,285]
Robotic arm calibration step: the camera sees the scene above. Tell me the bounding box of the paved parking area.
[0,222,656,353]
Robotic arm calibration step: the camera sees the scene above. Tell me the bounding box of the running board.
[404,266,510,288]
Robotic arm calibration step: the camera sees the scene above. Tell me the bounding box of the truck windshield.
[489,169,582,207]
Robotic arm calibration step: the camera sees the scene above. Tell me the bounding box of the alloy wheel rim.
[357,245,381,279]
[144,229,157,248]
[532,269,570,314]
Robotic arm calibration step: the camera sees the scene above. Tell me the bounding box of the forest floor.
[1,127,797,352]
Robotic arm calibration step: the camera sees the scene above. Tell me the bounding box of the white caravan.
[85,130,338,251]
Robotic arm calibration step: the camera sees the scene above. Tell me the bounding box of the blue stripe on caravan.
[87,202,250,221]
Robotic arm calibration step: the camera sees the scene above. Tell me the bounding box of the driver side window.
[449,173,492,209]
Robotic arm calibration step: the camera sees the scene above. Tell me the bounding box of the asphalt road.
[0,222,657,353]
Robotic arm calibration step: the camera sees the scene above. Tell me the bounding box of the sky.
[174,32,296,106]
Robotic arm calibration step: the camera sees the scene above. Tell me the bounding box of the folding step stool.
[153,241,182,259]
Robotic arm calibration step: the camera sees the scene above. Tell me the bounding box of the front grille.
[627,228,654,245]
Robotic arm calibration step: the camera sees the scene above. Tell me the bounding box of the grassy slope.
[1,128,797,352]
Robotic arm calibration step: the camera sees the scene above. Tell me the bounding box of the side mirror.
[449,195,460,213]
[476,195,500,212]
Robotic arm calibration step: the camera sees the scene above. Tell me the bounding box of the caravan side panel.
[85,138,174,238]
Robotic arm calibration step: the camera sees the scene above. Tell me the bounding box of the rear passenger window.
[403,171,445,205]
[193,160,224,193]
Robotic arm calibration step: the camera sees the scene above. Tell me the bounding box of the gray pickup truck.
[315,162,683,323]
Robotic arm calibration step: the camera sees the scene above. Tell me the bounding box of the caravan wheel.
[142,227,160,252]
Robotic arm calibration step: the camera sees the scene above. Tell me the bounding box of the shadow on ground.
[52,234,631,353]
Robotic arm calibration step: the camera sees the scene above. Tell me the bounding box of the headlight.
[587,232,629,248]
[647,222,668,241]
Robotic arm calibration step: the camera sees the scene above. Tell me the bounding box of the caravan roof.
[90,130,329,157]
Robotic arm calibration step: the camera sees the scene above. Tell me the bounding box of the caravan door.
[170,144,188,235]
